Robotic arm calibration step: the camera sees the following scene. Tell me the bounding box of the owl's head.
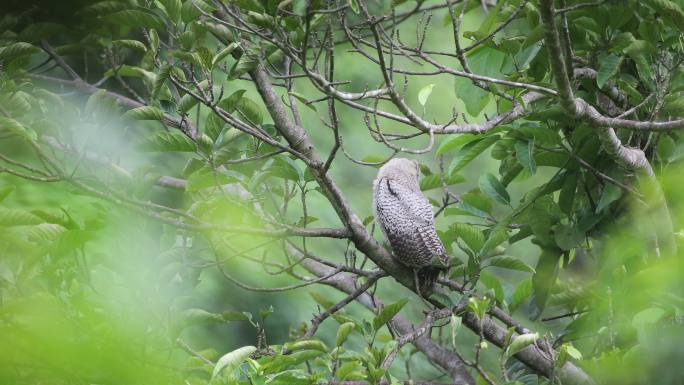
[376,158,421,186]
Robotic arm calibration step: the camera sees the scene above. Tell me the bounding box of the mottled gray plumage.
[373,158,448,293]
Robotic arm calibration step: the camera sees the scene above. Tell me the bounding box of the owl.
[372,158,448,294]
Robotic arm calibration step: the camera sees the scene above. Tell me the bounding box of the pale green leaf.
[479,173,510,205]
[597,54,623,88]
[515,140,536,175]
[506,333,539,357]
[211,345,257,380]
[486,256,535,273]
[123,106,165,121]
[418,83,435,106]
[373,299,408,331]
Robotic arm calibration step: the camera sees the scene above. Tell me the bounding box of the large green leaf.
[596,54,623,88]
[449,135,500,175]
[211,345,257,380]
[436,134,478,155]
[454,76,491,117]
[373,299,408,331]
[531,248,561,319]
[138,132,196,152]
[485,256,535,273]
[105,10,165,30]
[506,333,539,357]
[123,106,165,121]
[0,42,39,61]
[0,117,37,141]
[515,139,536,175]
[451,223,485,251]
[158,0,182,22]
[478,173,510,205]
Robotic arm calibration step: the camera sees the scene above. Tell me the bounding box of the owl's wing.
[385,179,447,261]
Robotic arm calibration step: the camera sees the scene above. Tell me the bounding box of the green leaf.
[506,333,539,357]
[451,223,485,251]
[288,91,317,112]
[347,0,360,14]
[479,173,510,205]
[213,42,239,67]
[509,277,533,312]
[28,223,67,243]
[450,315,462,347]
[179,308,223,328]
[480,271,504,303]
[436,134,477,155]
[309,291,336,309]
[454,76,490,117]
[104,65,157,83]
[417,83,435,106]
[554,224,584,251]
[632,307,665,328]
[222,311,250,321]
[138,132,196,152]
[336,322,356,346]
[662,95,684,118]
[595,182,623,213]
[481,225,509,254]
[516,124,561,146]
[373,299,408,331]
[123,106,165,121]
[643,0,684,32]
[236,97,263,126]
[449,135,499,175]
[105,10,165,30]
[596,54,623,89]
[0,117,37,141]
[205,113,226,141]
[564,344,583,360]
[178,93,200,114]
[218,90,246,113]
[420,173,465,191]
[610,32,636,52]
[486,256,535,273]
[268,156,303,182]
[0,208,43,226]
[284,339,327,352]
[0,185,15,203]
[531,248,561,319]
[152,65,172,99]
[515,139,536,175]
[159,0,182,22]
[0,42,39,61]
[211,345,257,380]
[112,39,147,52]
[558,172,577,214]
[186,168,239,192]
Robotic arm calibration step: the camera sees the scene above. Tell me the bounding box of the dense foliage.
[0,0,683,384]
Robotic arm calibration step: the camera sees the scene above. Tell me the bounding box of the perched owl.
[373,158,448,294]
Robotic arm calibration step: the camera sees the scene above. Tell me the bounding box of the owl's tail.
[417,265,445,295]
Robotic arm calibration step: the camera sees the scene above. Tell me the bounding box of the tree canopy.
[0,0,683,384]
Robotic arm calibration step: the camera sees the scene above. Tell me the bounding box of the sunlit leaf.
[373,299,408,331]
[418,83,435,106]
[211,345,257,380]
[506,333,539,357]
[486,256,535,273]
